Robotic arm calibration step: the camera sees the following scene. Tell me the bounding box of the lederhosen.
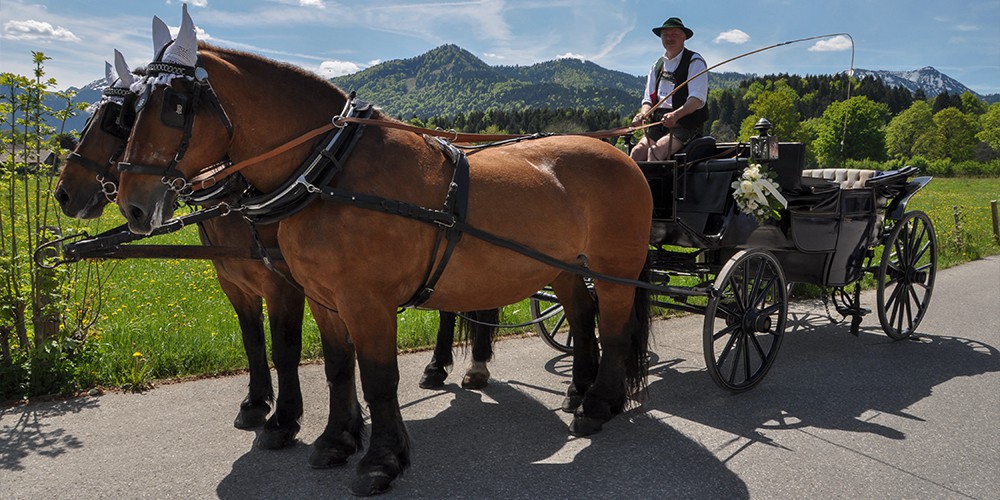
[646,48,709,143]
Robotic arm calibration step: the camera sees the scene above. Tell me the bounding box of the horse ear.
[162,3,197,67]
[114,50,135,88]
[152,15,171,60]
[105,61,116,86]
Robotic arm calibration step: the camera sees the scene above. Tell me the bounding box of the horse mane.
[196,42,375,115]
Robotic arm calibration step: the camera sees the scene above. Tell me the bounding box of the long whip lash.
[640,32,856,123]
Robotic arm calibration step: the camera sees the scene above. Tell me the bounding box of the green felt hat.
[653,17,693,39]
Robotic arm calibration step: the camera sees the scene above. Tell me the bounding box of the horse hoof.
[418,370,447,389]
[461,372,488,390]
[561,393,583,413]
[349,472,394,497]
[569,415,605,437]
[309,447,352,469]
[256,428,297,450]
[233,406,269,429]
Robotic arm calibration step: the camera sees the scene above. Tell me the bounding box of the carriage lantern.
[750,118,780,163]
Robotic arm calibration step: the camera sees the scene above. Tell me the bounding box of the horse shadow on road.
[217,366,749,498]
[0,397,98,472]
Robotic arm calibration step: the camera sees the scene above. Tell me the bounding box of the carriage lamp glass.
[750,118,779,163]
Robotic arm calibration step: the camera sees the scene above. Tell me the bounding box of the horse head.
[115,5,234,234]
[117,4,347,234]
[55,50,136,219]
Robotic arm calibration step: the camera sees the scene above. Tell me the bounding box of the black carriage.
[532,119,937,392]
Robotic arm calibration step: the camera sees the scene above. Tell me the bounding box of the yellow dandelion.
[133,351,143,357]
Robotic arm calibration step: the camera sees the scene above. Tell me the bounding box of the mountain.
[850,67,977,98]
[330,44,644,119]
[43,78,105,135]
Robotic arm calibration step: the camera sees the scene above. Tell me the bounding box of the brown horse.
[54,58,500,450]
[115,9,651,495]
[54,63,306,449]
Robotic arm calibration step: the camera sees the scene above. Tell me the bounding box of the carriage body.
[536,132,937,392]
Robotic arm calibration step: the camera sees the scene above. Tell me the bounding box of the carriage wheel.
[704,249,787,392]
[877,210,937,340]
[530,289,573,353]
[529,280,596,354]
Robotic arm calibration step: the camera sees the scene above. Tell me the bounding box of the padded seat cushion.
[802,168,876,189]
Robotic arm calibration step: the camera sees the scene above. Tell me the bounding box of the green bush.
[908,156,930,174]
[953,160,984,177]
[927,158,954,177]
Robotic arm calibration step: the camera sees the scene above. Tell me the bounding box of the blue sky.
[2,0,999,95]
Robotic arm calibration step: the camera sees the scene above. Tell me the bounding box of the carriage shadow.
[0,397,98,472]
[637,307,1000,455]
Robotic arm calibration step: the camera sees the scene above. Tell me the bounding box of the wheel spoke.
[713,322,740,341]
[726,333,744,385]
[717,325,741,366]
[749,330,767,360]
[742,331,752,381]
[759,302,784,317]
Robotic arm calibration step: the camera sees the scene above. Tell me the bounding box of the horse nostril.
[127,204,147,223]
[55,186,70,206]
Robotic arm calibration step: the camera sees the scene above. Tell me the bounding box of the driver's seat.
[674,136,717,165]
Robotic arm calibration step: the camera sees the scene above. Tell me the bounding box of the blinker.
[161,88,189,129]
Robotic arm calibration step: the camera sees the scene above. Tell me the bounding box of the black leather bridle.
[117,60,233,195]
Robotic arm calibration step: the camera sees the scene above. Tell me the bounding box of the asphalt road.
[2,256,998,499]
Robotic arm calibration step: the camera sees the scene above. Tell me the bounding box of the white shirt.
[641,50,708,110]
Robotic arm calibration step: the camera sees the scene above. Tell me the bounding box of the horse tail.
[456,308,500,359]
[625,255,653,401]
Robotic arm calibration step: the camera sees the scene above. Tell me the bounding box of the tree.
[737,79,803,142]
[932,92,957,113]
[812,96,889,166]
[933,107,980,162]
[960,91,988,116]
[886,100,935,159]
[1,53,94,398]
[977,103,1000,153]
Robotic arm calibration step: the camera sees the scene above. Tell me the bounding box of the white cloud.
[299,0,326,6]
[319,60,361,77]
[808,35,853,52]
[189,0,209,7]
[714,29,750,45]
[3,19,80,42]
[556,52,585,61]
[956,24,978,32]
[483,52,505,60]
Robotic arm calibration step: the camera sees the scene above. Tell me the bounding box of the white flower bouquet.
[731,163,788,224]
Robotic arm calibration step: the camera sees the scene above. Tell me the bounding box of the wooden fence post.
[991,200,999,244]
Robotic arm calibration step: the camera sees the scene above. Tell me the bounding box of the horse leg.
[570,278,651,437]
[461,309,497,390]
[347,306,410,496]
[309,305,364,469]
[549,273,598,413]
[221,281,273,430]
[418,311,456,389]
[255,285,305,450]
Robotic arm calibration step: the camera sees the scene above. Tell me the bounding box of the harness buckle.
[296,175,322,194]
[331,115,347,129]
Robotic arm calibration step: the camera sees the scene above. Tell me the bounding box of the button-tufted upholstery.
[801,169,877,189]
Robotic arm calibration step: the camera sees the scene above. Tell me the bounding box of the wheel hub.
[742,311,773,333]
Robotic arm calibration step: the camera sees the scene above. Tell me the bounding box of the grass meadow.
[4,176,999,394]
